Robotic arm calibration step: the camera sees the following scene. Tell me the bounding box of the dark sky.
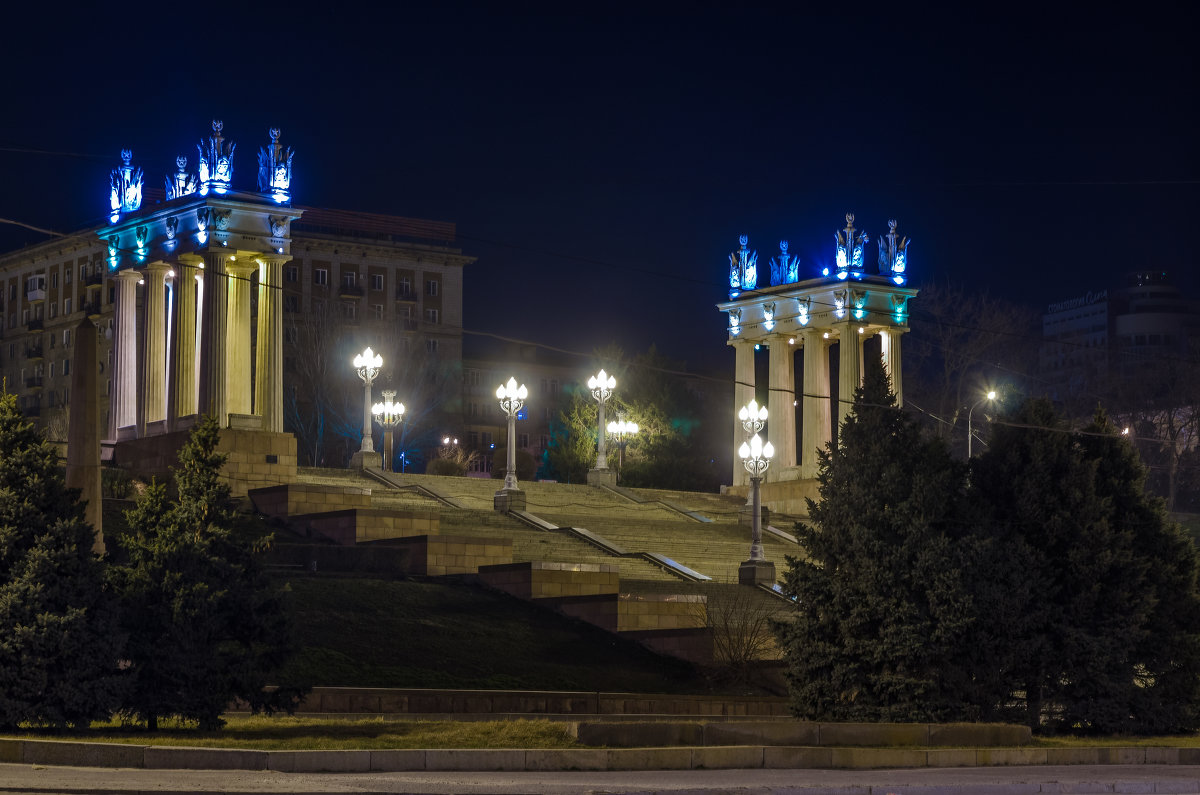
[3,5,1196,370]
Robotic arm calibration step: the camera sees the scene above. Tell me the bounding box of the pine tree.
[776,361,979,722]
[0,391,122,728]
[114,415,303,730]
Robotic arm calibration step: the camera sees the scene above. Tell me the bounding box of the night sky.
[3,6,1196,372]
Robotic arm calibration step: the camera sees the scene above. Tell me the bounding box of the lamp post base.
[738,559,776,586]
[349,450,382,470]
[493,487,527,512]
[586,467,617,488]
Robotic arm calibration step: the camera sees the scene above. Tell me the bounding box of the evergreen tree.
[114,415,303,730]
[0,391,121,728]
[776,361,979,722]
[970,399,1200,733]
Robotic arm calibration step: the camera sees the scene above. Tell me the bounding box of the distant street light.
[606,417,639,477]
[352,347,382,463]
[967,390,998,457]
[496,377,528,493]
[372,390,405,472]
[588,369,617,472]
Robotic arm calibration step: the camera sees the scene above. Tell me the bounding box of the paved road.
[4,763,1200,794]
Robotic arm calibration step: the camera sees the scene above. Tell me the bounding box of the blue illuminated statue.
[877,219,910,285]
[165,156,198,201]
[729,235,757,298]
[769,240,800,286]
[834,213,868,280]
[198,120,236,195]
[108,150,143,223]
[257,128,294,203]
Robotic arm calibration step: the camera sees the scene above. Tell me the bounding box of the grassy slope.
[277,574,716,694]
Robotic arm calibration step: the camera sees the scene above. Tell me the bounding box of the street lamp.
[967,390,997,457]
[588,369,617,470]
[371,390,405,472]
[738,399,768,436]
[495,376,528,498]
[605,417,639,476]
[351,346,382,468]
[738,431,775,585]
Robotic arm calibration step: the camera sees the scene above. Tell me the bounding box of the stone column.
[225,259,257,417]
[197,250,230,425]
[254,256,288,433]
[67,317,103,554]
[731,338,755,487]
[800,329,831,478]
[141,262,169,431]
[109,268,141,440]
[170,255,201,429]
[767,334,796,477]
[836,322,862,446]
[880,328,904,407]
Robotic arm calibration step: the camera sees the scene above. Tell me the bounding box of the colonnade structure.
[100,122,301,490]
[716,215,918,506]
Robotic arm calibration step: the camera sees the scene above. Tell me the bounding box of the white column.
[837,322,862,446]
[226,260,256,417]
[110,269,141,439]
[142,262,169,428]
[767,334,796,478]
[255,256,288,433]
[197,250,229,425]
[880,329,904,407]
[731,338,755,487]
[170,255,201,428]
[801,329,831,478]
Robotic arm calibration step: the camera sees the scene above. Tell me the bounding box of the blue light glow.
[797,298,810,326]
[517,408,527,420]
[834,291,846,320]
[728,235,757,297]
[728,309,741,336]
[762,302,775,331]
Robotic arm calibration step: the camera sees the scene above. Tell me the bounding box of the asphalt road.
[4,763,1200,794]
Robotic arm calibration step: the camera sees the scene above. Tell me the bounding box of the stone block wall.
[618,593,706,631]
[113,429,297,497]
[286,508,439,546]
[478,561,621,600]
[393,534,513,575]
[250,483,372,518]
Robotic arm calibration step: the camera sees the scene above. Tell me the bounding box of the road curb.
[3,738,1200,773]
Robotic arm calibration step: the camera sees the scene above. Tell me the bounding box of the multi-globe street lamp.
[967,390,997,457]
[371,390,405,472]
[605,417,639,477]
[495,376,528,498]
[738,402,776,585]
[588,369,616,471]
[351,346,382,467]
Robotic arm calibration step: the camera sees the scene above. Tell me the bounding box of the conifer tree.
[777,360,979,721]
[114,415,302,730]
[0,391,121,728]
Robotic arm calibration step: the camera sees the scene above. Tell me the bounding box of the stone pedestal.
[587,468,617,488]
[493,488,527,512]
[350,450,382,470]
[738,504,771,527]
[738,559,776,586]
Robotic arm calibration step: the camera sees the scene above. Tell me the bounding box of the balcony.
[82,300,103,319]
[25,344,43,361]
[25,376,43,390]
[27,318,43,331]
[338,283,365,299]
[25,287,46,303]
[85,272,104,289]
[395,287,416,302]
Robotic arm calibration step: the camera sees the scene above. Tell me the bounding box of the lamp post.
[351,347,382,468]
[738,431,776,585]
[605,417,639,478]
[371,390,405,472]
[586,369,617,486]
[494,376,528,511]
[967,390,997,457]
